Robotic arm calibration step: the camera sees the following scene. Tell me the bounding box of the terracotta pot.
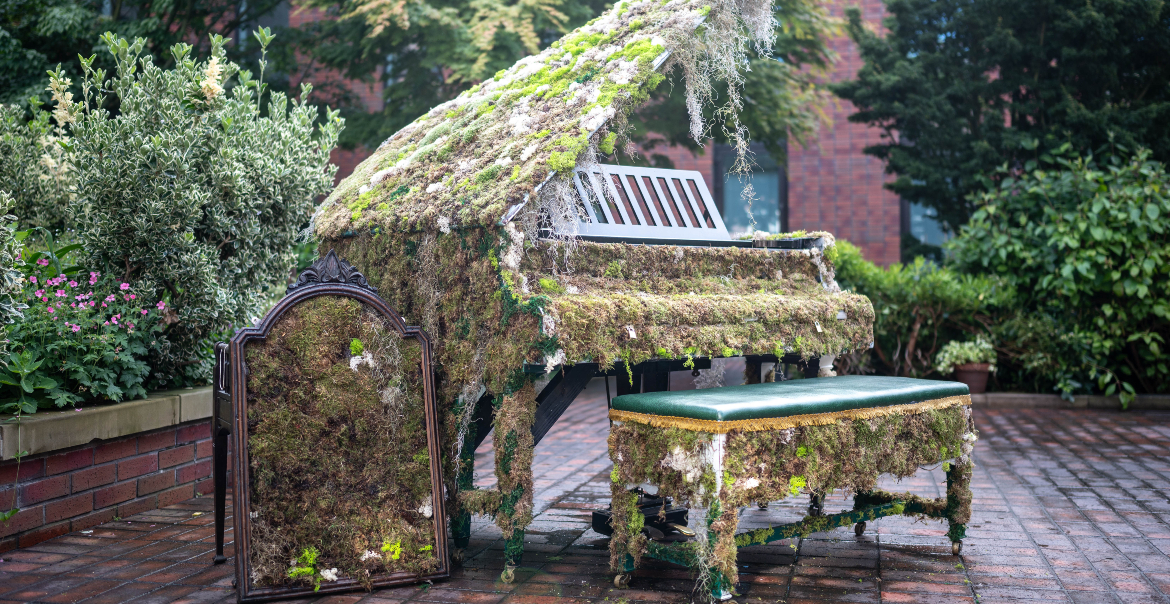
[953,363,991,394]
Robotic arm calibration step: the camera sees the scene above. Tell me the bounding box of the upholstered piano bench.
[605,375,977,600]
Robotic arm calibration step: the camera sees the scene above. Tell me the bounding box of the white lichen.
[660,445,706,483]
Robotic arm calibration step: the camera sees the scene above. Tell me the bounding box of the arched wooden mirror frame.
[226,250,448,602]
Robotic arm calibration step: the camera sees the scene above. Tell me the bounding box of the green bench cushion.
[609,375,970,432]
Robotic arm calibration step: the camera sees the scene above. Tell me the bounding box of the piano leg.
[452,434,475,559]
[614,362,642,395]
[213,425,228,564]
[501,529,524,583]
[744,359,762,385]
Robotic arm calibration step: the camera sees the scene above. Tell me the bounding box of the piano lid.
[313,0,714,240]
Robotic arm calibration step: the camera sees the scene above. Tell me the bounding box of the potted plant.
[935,337,996,394]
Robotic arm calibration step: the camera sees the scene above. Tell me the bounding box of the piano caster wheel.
[757,502,769,511]
[213,554,227,565]
[614,573,632,589]
[952,540,963,556]
[451,548,465,565]
[231,578,238,588]
[854,521,866,537]
[500,566,515,584]
[807,503,823,517]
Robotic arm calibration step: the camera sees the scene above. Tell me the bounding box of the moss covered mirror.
[228,250,448,602]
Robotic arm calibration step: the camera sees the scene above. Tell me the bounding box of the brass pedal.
[668,523,696,537]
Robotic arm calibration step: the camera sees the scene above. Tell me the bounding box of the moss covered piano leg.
[492,384,537,583]
[451,431,476,562]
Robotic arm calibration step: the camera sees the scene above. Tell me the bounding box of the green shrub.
[833,240,1007,378]
[934,337,995,375]
[50,31,343,385]
[0,192,26,351]
[0,103,74,232]
[950,147,1170,404]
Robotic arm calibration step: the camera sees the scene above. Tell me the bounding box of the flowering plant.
[934,337,997,376]
[0,233,166,414]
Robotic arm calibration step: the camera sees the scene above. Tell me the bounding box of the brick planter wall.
[0,419,229,552]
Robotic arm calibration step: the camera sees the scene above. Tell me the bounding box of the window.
[713,142,786,236]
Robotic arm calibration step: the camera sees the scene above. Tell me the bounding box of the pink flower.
[89,301,95,307]
[47,306,54,313]
[34,290,44,297]
[101,303,107,308]
[129,294,135,300]
[71,324,80,332]
[36,258,49,266]
[156,301,166,310]
[120,283,130,290]
[105,295,116,302]
[103,321,109,326]
[123,294,130,301]
[89,272,99,285]
[29,276,37,284]
[111,317,118,325]
[41,297,48,302]
[56,290,65,297]
[71,303,76,308]
[68,281,77,287]
[141,309,148,315]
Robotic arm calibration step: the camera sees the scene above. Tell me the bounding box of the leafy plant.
[950,146,1169,406]
[833,240,1008,378]
[2,236,166,412]
[0,104,75,232]
[0,192,26,351]
[934,338,996,375]
[0,351,59,414]
[287,546,340,591]
[49,30,342,386]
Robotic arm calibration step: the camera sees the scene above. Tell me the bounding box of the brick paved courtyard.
[5,378,1170,603]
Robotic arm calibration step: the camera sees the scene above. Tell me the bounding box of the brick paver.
[5,379,1170,603]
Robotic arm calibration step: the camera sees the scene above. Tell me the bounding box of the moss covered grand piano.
[210,0,975,595]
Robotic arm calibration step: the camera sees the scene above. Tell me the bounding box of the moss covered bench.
[606,375,977,600]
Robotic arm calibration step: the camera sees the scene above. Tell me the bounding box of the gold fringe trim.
[608,395,972,433]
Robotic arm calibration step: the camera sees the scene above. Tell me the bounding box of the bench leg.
[945,457,973,555]
[706,501,736,601]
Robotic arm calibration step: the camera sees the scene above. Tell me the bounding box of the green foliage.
[294,0,609,150]
[57,31,342,385]
[831,0,1170,233]
[350,338,364,355]
[0,192,25,345]
[0,103,73,232]
[2,237,165,413]
[287,547,324,591]
[934,337,995,375]
[537,277,564,294]
[0,0,292,110]
[833,240,1007,378]
[950,147,1170,402]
